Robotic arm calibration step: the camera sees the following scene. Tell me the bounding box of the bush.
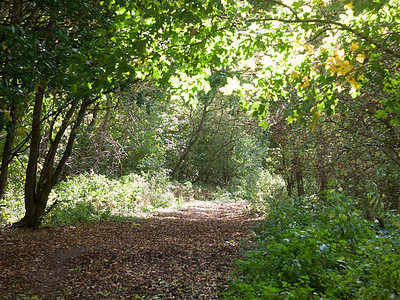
[229,169,286,211]
[43,170,230,226]
[45,172,144,226]
[1,168,258,228]
[0,163,26,226]
[225,191,400,299]
[44,171,173,226]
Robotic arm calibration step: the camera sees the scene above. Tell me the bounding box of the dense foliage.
[225,192,400,299]
[0,0,233,227]
[1,0,400,298]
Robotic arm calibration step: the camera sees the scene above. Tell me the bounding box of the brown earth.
[0,201,258,299]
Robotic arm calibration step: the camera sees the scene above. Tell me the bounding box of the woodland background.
[1,0,400,298]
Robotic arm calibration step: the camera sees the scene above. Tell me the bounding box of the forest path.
[0,201,259,299]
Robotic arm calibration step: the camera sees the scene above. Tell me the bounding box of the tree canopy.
[0,0,230,227]
[1,0,399,227]
[210,0,400,126]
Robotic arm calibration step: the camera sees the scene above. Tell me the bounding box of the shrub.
[44,171,182,226]
[225,191,400,299]
[229,169,286,212]
[43,170,230,226]
[44,172,144,226]
[0,163,26,226]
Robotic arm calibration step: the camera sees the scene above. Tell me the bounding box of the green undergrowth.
[0,170,211,227]
[225,190,400,299]
[44,170,222,226]
[1,168,285,227]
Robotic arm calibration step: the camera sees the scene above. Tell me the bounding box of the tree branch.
[227,15,400,59]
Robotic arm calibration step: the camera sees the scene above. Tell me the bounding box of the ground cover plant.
[225,190,400,299]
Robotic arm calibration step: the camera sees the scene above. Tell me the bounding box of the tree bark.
[0,114,16,199]
[171,102,209,179]
[14,82,92,228]
[286,174,294,197]
[294,156,305,197]
[14,84,46,228]
[0,0,23,199]
[317,142,329,201]
[35,101,89,218]
[318,167,328,201]
[93,96,112,169]
[280,147,294,196]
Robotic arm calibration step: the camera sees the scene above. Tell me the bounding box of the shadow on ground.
[0,201,258,299]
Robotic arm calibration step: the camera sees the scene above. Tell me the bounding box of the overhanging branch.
[226,15,400,59]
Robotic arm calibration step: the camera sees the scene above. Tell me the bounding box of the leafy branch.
[225,15,400,59]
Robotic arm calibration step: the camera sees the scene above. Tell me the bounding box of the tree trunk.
[0,113,16,199]
[14,84,46,228]
[286,174,294,197]
[294,158,304,196]
[171,102,209,179]
[280,147,294,197]
[317,144,329,201]
[318,168,328,201]
[93,96,112,169]
[37,101,89,216]
[14,83,92,228]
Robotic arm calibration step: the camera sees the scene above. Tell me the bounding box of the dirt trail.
[0,201,258,299]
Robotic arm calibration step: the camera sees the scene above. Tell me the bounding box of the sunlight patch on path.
[0,200,260,299]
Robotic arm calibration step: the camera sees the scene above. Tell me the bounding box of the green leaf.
[182,10,199,24]
[389,117,400,125]
[376,110,388,119]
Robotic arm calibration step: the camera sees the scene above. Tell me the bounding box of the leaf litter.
[0,201,258,299]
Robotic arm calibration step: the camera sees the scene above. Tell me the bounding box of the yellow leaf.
[356,53,365,63]
[291,71,300,79]
[334,56,342,65]
[2,45,7,51]
[344,2,354,10]
[66,18,71,24]
[346,76,360,90]
[325,55,353,76]
[337,60,352,76]
[349,42,359,51]
[298,76,310,88]
[328,66,337,76]
[4,112,12,122]
[310,105,317,113]
[34,83,42,93]
[324,56,334,66]
[306,44,314,55]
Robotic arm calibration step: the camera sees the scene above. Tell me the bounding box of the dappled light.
[1,0,400,298]
[0,202,257,299]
